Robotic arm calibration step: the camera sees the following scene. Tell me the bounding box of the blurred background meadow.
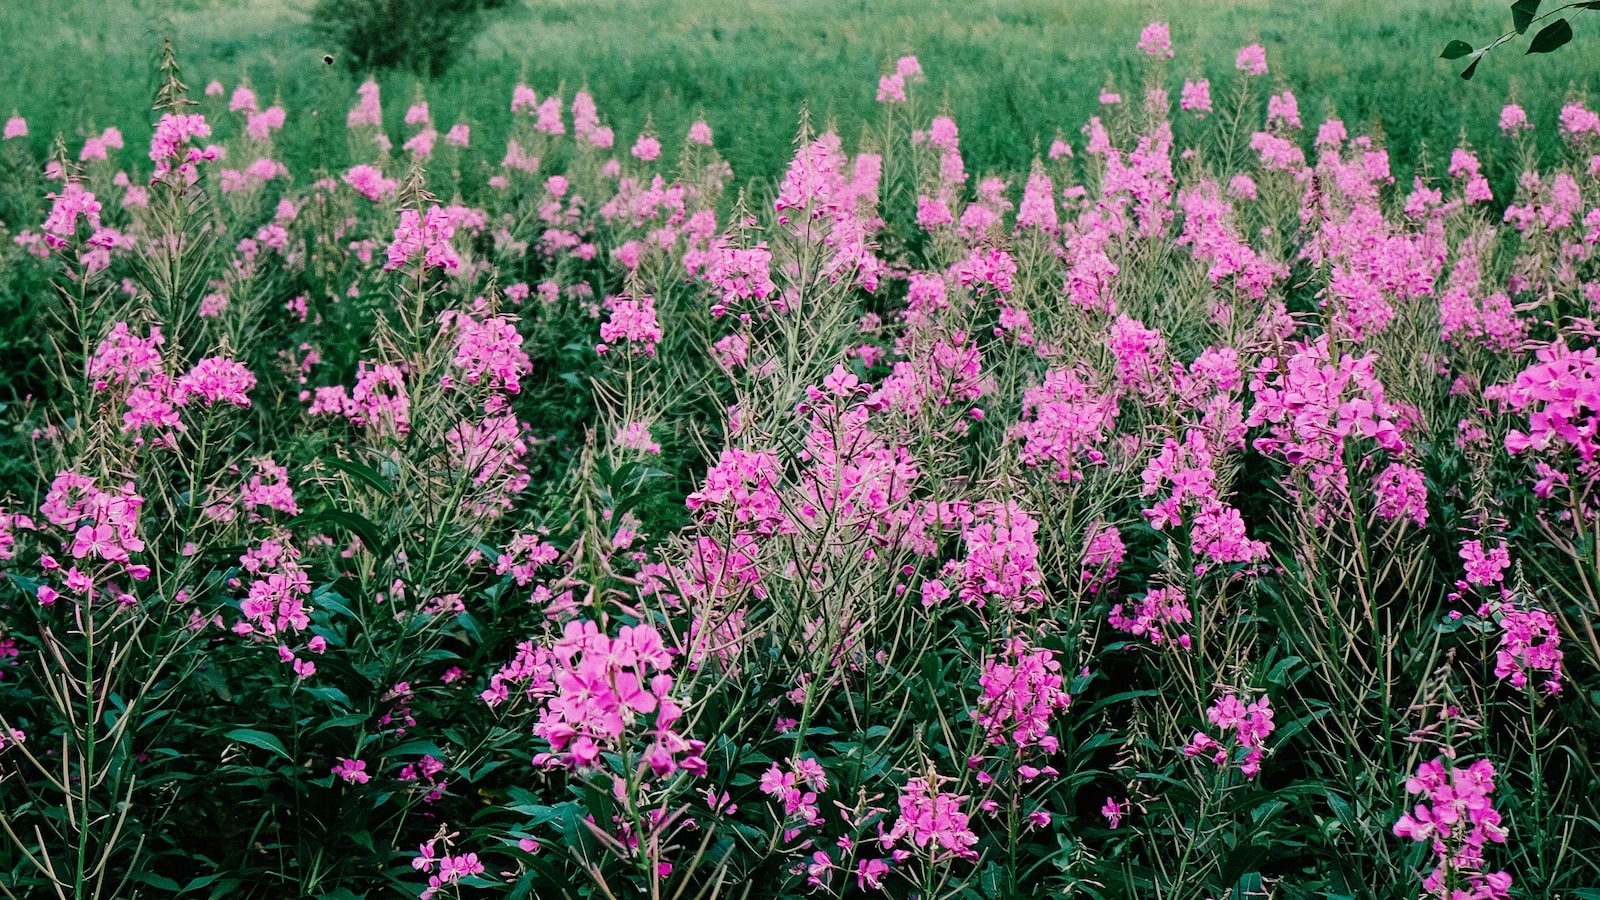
[3,0,1594,192]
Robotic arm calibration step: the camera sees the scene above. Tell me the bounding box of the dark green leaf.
[311,713,369,734]
[288,509,388,558]
[302,685,353,708]
[1460,57,1482,79]
[131,872,183,891]
[1439,39,1475,59]
[1527,17,1572,52]
[1512,0,1541,33]
[223,727,291,760]
[321,454,392,494]
[387,738,447,758]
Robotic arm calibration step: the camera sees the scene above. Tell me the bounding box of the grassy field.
[0,0,1594,190]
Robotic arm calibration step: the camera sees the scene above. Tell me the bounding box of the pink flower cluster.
[385,206,460,271]
[347,80,382,128]
[1393,757,1512,899]
[1140,429,1268,564]
[1080,522,1124,590]
[597,294,664,356]
[86,324,257,439]
[686,447,789,536]
[973,637,1072,752]
[529,620,706,776]
[306,362,411,437]
[884,774,978,862]
[332,757,369,784]
[41,182,103,249]
[415,840,485,900]
[957,501,1045,611]
[447,414,531,519]
[39,470,146,566]
[1136,22,1173,59]
[1489,341,1600,483]
[235,538,312,642]
[446,310,531,398]
[876,55,923,103]
[1247,336,1421,524]
[760,756,828,836]
[1185,692,1274,778]
[1492,602,1563,695]
[343,164,398,202]
[1012,368,1118,482]
[1108,586,1192,648]
[149,112,218,183]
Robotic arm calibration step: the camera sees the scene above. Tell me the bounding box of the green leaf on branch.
[1512,0,1542,34]
[1527,17,1572,52]
[1460,57,1483,79]
[288,509,389,559]
[321,454,393,494]
[223,728,292,761]
[1439,39,1475,59]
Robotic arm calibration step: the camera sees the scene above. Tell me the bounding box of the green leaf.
[302,685,353,708]
[311,713,369,734]
[1460,57,1483,79]
[1527,17,1572,52]
[224,728,292,760]
[1439,39,1475,59]
[386,739,447,759]
[1512,0,1541,33]
[321,454,392,494]
[288,509,388,558]
[131,872,183,891]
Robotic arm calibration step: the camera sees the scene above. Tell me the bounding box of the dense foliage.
[2,27,1600,900]
[313,0,516,78]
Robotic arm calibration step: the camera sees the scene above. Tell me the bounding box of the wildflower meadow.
[2,9,1600,900]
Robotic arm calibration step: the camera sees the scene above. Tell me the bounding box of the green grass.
[0,0,1595,191]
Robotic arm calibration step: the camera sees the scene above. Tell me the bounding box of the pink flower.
[177,357,256,407]
[332,757,369,784]
[1267,91,1301,130]
[1559,102,1600,142]
[1137,22,1173,58]
[347,80,382,128]
[343,164,398,202]
[2,117,25,140]
[384,206,459,272]
[511,83,537,114]
[1460,540,1510,587]
[885,774,978,861]
[1236,43,1268,76]
[1101,797,1125,828]
[856,858,889,890]
[1180,79,1212,117]
[631,133,662,162]
[597,294,663,355]
[1499,104,1530,135]
[688,120,713,145]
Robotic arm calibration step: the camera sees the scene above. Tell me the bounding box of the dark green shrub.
[312,0,515,78]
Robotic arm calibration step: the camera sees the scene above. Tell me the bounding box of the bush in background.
[313,0,515,78]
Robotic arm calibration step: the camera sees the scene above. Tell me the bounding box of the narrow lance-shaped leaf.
[1460,57,1483,80]
[1527,17,1573,53]
[1440,39,1475,59]
[1512,0,1542,34]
